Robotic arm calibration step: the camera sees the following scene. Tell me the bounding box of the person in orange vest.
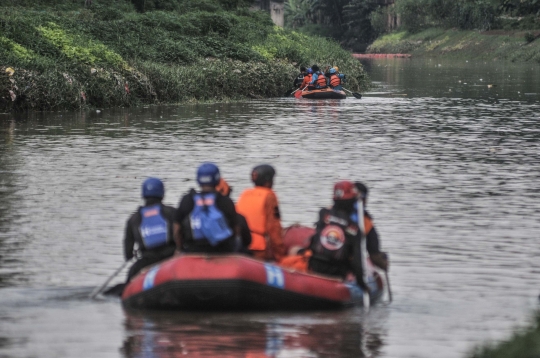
[328,67,345,91]
[236,164,286,262]
[299,68,313,90]
[307,64,327,91]
[352,182,389,271]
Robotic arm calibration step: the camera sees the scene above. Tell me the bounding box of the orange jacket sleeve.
[265,191,286,261]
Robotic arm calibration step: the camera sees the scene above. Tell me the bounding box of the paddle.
[294,86,308,99]
[357,199,370,309]
[89,259,132,299]
[343,88,362,99]
[385,269,393,303]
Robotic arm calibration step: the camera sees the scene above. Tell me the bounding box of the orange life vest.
[316,73,327,88]
[301,74,312,88]
[364,215,374,235]
[235,187,271,251]
[329,74,341,88]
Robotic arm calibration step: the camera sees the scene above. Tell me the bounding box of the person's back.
[293,66,306,88]
[308,181,367,290]
[308,65,327,90]
[174,163,238,254]
[124,178,176,281]
[300,68,313,89]
[328,68,344,91]
[236,164,285,262]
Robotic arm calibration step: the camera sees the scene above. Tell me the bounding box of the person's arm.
[124,217,135,261]
[265,192,285,261]
[223,195,239,233]
[367,226,389,271]
[173,222,182,251]
[174,194,194,251]
[237,213,252,248]
[366,226,380,256]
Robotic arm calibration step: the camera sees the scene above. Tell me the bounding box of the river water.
[1,58,539,358]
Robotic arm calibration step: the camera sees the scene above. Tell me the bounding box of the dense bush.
[0,0,370,111]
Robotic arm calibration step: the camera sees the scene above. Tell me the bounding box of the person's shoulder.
[127,207,142,223]
[215,192,234,204]
[162,204,177,216]
[180,190,196,202]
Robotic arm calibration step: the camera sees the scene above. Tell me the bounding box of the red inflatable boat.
[301,87,347,99]
[121,226,385,311]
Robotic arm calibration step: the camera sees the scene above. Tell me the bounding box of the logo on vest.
[320,225,345,251]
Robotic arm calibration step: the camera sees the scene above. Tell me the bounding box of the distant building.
[251,0,284,27]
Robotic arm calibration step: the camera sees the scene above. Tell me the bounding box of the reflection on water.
[121,310,386,358]
[0,58,539,358]
[361,57,540,101]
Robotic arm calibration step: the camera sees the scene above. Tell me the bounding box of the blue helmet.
[142,177,164,198]
[307,68,313,74]
[329,68,336,74]
[197,162,221,186]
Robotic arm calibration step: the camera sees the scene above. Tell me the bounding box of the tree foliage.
[284,0,540,49]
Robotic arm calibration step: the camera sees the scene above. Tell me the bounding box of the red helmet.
[333,181,358,200]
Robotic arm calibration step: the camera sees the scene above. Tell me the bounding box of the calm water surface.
[1,58,539,358]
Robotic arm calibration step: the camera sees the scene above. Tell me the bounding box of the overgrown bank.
[0,0,370,112]
[368,28,540,62]
[469,311,540,358]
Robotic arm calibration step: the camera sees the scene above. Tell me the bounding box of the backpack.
[139,204,169,249]
[190,192,233,246]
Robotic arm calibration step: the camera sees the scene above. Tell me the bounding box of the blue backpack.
[139,204,169,249]
[190,193,233,246]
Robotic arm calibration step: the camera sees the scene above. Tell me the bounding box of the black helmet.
[251,164,276,186]
[311,64,320,73]
[354,181,368,198]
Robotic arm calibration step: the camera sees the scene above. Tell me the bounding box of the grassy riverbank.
[469,311,540,358]
[368,28,540,63]
[0,0,370,112]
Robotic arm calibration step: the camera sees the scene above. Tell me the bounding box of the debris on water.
[479,79,483,81]
[487,84,494,88]
[458,80,462,83]
[438,64,441,67]
[96,110,101,113]
[215,110,219,112]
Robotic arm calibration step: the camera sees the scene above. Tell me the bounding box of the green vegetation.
[0,0,370,112]
[469,311,540,358]
[368,28,540,62]
[284,0,540,52]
